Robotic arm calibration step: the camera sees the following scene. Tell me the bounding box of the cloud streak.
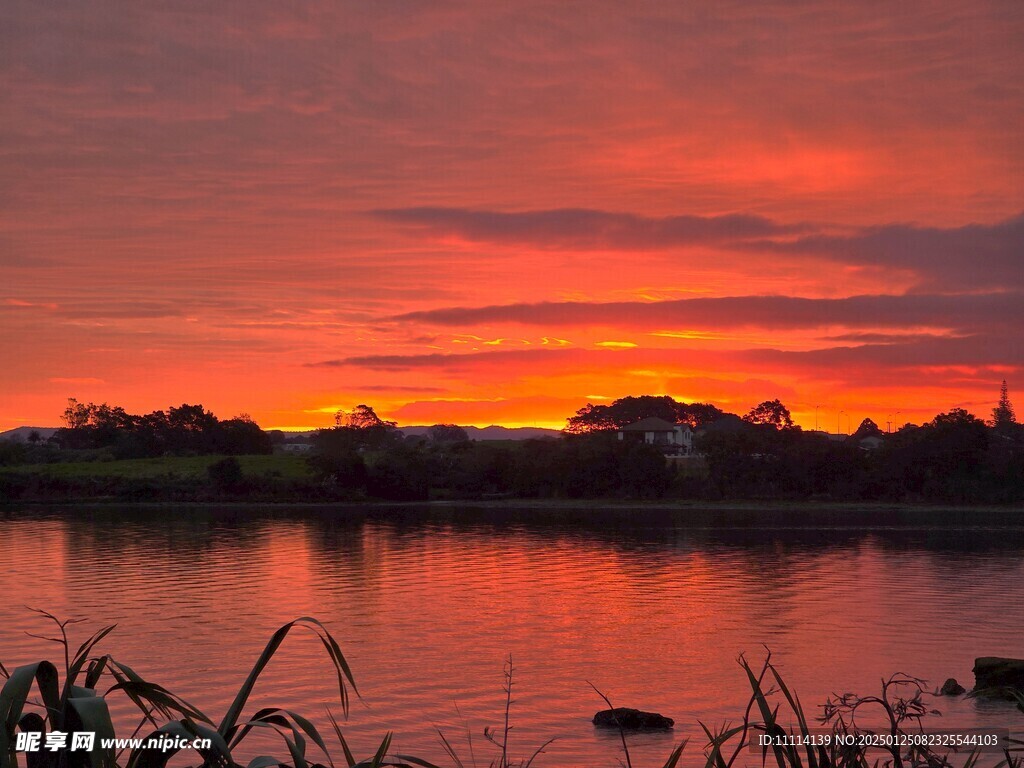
[371,207,807,249]
[392,292,1024,334]
[751,214,1024,291]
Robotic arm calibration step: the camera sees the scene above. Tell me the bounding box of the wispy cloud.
[747,214,1024,291]
[371,207,808,249]
[391,292,1024,334]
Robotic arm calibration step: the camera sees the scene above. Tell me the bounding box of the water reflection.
[2,506,1022,768]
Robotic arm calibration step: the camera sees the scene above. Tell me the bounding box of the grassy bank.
[0,453,313,480]
[0,453,330,504]
[4,453,1024,516]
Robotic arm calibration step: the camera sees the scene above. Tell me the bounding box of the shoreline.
[5,498,1024,527]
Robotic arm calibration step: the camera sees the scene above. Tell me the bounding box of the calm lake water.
[1,506,1023,767]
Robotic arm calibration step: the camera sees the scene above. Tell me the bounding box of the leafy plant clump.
[698,653,1023,768]
[0,610,432,768]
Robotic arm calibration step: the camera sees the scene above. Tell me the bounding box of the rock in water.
[593,708,674,730]
[940,678,966,696]
[973,657,1024,697]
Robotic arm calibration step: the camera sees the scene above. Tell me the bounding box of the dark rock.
[593,708,673,730]
[973,657,1024,698]
[940,678,966,696]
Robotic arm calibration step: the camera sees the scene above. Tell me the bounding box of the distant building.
[281,442,314,453]
[617,417,694,455]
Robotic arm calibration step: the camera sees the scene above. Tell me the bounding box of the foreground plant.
[0,610,435,768]
[434,655,557,768]
[700,652,1023,768]
[5,621,1020,768]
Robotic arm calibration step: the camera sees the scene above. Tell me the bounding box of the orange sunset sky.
[2,1,1022,432]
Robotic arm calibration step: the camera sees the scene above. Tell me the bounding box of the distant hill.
[398,425,561,441]
[276,425,561,441]
[0,426,59,441]
[1,424,562,443]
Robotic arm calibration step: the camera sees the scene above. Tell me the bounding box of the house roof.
[619,417,681,432]
[697,413,749,433]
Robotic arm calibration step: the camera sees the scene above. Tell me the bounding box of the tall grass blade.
[106,679,210,724]
[65,695,118,768]
[523,736,556,768]
[327,706,357,768]
[231,719,310,768]
[434,728,465,768]
[698,721,747,768]
[84,656,109,690]
[230,706,333,768]
[660,739,688,768]
[362,731,392,768]
[15,713,45,768]
[64,625,117,700]
[217,618,357,739]
[395,756,445,768]
[769,664,818,768]
[587,682,633,768]
[739,656,787,768]
[1,660,62,762]
[126,720,232,768]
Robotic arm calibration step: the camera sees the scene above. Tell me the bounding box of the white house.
[617,417,694,455]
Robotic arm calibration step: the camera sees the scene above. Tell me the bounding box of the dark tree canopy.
[929,407,984,429]
[428,424,470,443]
[742,399,794,429]
[53,398,272,456]
[853,417,883,439]
[335,404,397,429]
[564,395,724,433]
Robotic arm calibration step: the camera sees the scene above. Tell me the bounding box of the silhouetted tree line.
[562,392,1024,503]
[51,398,272,458]
[306,429,672,502]
[303,404,668,501]
[4,389,1023,505]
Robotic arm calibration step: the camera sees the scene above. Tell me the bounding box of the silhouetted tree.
[743,399,794,429]
[62,398,92,430]
[335,404,396,429]
[853,418,883,439]
[564,403,619,434]
[992,380,1016,430]
[220,417,273,455]
[565,395,723,433]
[428,424,470,443]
